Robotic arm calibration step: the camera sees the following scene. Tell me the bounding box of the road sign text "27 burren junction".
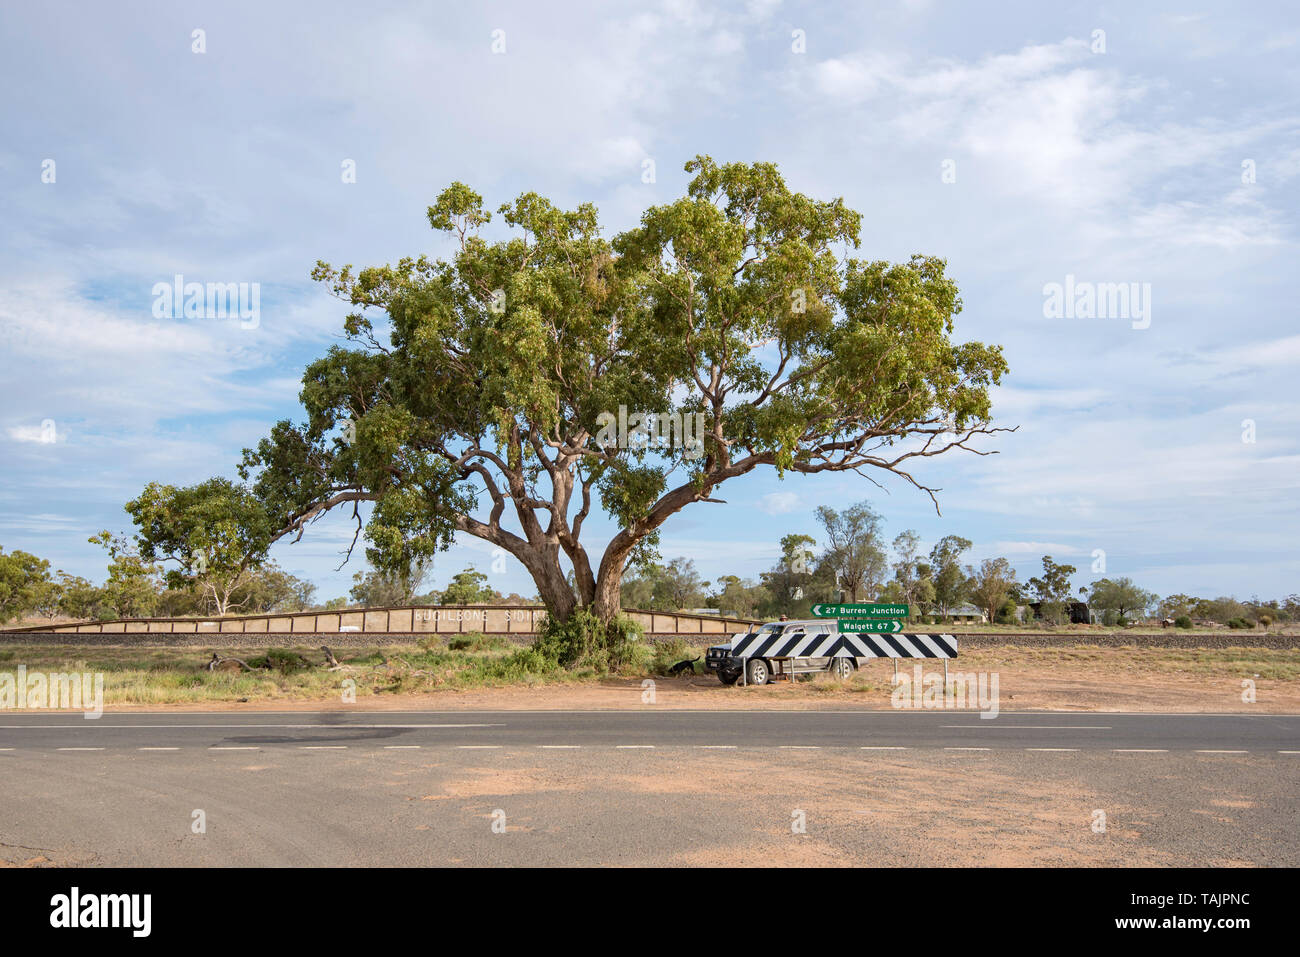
[810,603,909,618]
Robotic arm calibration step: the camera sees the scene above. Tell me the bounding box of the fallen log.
[206,652,255,673]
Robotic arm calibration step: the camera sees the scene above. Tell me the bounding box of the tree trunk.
[591,546,633,624]
[518,544,578,622]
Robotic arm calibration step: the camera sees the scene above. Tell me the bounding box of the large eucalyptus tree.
[150,156,1009,637]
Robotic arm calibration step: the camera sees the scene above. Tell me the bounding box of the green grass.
[0,641,604,705]
[958,644,1300,681]
[1,641,1296,706]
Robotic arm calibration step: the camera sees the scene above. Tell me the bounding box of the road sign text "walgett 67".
[810,603,909,618]
[837,619,904,634]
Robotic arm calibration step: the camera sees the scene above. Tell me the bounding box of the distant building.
[689,608,740,619]
[1027,600,1091,624]
[943,603,988,623]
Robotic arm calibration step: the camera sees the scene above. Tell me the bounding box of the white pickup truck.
[703,619,958,685]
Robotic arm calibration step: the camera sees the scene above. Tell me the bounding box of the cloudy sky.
[1,0,1296,603]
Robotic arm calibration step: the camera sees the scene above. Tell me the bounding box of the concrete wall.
[2,605,759,639]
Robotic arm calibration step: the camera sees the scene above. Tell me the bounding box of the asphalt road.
[1,709,1298,752]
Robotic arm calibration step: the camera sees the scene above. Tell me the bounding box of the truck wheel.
[829,657,856,680]
[745,658,770,686]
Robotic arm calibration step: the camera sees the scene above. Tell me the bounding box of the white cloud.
[758,491,801,514]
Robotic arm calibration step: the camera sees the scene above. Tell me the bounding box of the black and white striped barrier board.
[729,631,957,659]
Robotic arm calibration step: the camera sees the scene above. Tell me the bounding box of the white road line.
[941,725,1112,730]
[56,747,103,751]
[1026,748,1079,752]
[1113,749,1168,753]
[1279,750,1300,754]
[0,722,500,729]
[30,709,1300,717]
[1196,750,1248,754]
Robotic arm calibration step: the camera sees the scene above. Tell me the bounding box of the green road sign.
[837,618,904,634]
[810,603,909,618]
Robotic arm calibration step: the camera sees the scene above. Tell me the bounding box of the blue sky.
[1,0,1297,603]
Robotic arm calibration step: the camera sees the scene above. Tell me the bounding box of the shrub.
[447,632,511,653]
[650,637,697,675]
[532,607,644,672]
[246,647,311,674]
[1227,617,1252,629]
[1174,615,1192,629]
[480,646,561,681]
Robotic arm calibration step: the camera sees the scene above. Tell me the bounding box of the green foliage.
[756,532,825,617]
[220,155,1010,625]
[89,531,162,619]
[349,561,431,607]
[532,607,643,671]
[1192,596,1254,625]
[1027,555,1077,624]
[930,536,973,616]
[710,575,767,619]
[0,546,54,622]
[621,557,707,612]
[1158,593,1197,620]
[1088,577,1156,621]
[969,557,1017,624]
[996,596,1019,624]
[54,572,105,620]
[649,637,699,675]
[440,567,499,604]
[1174,615,1192,629]
[245,647,312,674]
[889,530,930,611]
[232,562,317,613]
[125,478,275,615]
[816,502,887,602]
[447,633,512,652]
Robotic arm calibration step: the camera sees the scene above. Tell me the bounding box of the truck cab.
[704,622,787,684]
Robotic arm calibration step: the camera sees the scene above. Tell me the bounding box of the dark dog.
[668,656,699,677]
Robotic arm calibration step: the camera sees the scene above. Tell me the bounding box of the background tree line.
[3,501,1296,627]
[0,536,527,623]
[606,500,1300,628]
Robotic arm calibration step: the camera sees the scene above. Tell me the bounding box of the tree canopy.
[135,156,1009,642]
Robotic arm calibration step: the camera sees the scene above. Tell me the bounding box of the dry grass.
[0,641,1296,707]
